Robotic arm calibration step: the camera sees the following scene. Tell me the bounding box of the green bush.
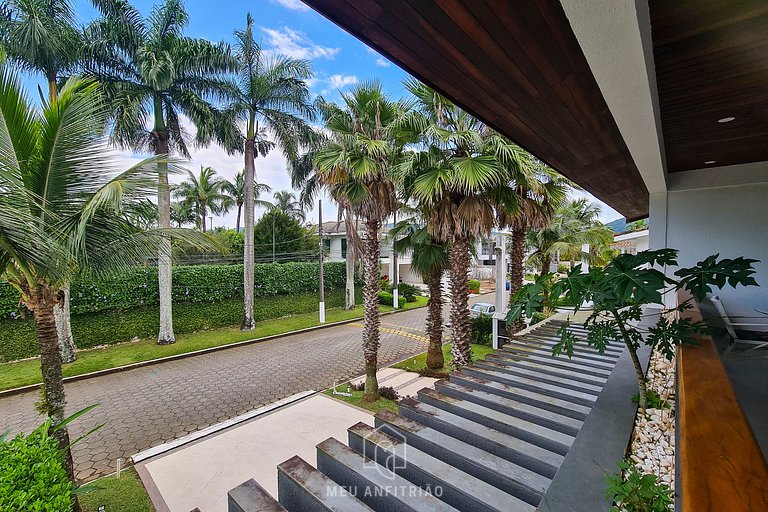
[0,426,73,512]
[377,291,405,309]
[381,282,421,302]
[468,279,481,293]
[557,263,570,273]
[0,262,349,318]
[606,460,673,512]
[0,288,359,363]
[470,315,493,345]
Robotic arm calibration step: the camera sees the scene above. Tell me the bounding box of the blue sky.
[21,0,619,227]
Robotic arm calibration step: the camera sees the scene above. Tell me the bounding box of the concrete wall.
[661,183,768,317]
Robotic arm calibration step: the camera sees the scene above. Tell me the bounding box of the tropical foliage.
[272,190,306,221]
[253,210,317,261]
[507,249,759,407]
[173,166,231,232]
[222,171,272,232]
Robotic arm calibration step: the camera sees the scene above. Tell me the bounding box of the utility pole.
[391,210,399,308]
[272,214,276,263]
[318,200,326,323]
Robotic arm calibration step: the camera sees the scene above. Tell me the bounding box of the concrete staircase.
[224,317,632,512]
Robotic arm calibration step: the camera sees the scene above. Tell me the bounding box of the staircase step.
[373,410,550,506]
[508,337,621,364]
[474,361,604,395]
[449,372,590,420]
[399,397,562,477]
[316,437,458,512]
[461,366,597,406]
[348,423,535,512]
[434,381,582,436]
[522,332,624,356]
[277,456,373,512]
[485,354,609,384]
[228,479,287,512]
[497,341,617,369]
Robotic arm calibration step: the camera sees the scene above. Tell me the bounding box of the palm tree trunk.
[541,252,552,276]
[236,204,242,233]
[242,138,256,330]
[154,98,175,345]
[507,228,526,335]
[449,236,472,367]
[54,285,76,363]
[426,270,445,369]
[30,284,77,485]
[201,203,207,232]
[344,207,355,310]
[362,219,381,402]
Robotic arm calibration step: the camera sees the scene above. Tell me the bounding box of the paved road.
[0,296,491,481]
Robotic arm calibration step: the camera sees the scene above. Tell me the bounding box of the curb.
[0,305,427,399]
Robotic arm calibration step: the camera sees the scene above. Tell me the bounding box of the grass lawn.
[80,468,154,512]
[392,343,495,374]
[0,298,428,392]
[323,382,400,414]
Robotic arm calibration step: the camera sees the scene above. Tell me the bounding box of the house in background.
[612,228,649,255]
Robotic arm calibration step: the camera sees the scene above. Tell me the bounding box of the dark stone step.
[277,456,373,512]
[509,336,622,363]
[348,423,536,512]
[399,397,562,478]
[497,342,617,371]
[485,354,609,385]
[522,332,624,356]
[373,410,550,506]
[434,381,582,436]
[461,366,597,407]
[449,372,590,420]
[474,361,604,395]
[316,437,458,512]
[228,478,286,512]
[416,389,574,456]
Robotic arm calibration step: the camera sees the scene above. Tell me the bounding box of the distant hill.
[605,218,628,233]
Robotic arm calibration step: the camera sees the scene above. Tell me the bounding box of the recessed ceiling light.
[705,160,716,164]
[718,117,735,123]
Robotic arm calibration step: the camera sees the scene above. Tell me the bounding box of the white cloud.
[271,0,310,11]
[261,26,340,61]
[328,74,358,89]
[375,57,391,67]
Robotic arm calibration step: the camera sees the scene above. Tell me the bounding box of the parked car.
[469,302,496,318]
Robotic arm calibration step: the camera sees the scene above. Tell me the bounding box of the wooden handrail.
[677,290,768,511]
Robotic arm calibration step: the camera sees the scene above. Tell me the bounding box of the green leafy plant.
[470,314,493,345]
[606,459,674,512]
[631,389,670,410]
[378,291,405,309]
[508,249,758,407]
[468,279,481,293]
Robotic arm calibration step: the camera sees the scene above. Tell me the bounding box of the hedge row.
[0,288,360,363]
[0,262,350,318]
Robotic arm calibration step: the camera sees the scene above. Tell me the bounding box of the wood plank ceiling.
[650,0,768,173]
[303,0,650,220]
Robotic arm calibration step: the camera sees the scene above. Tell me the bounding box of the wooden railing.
[677,290,768,511]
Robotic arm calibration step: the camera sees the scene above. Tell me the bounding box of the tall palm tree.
[222,170,272,232]
[391,215,449,369]
[1,0,85,363]
[315,82,403,401]
[170,200,195,227]
[214,13,314,331]
[85,0,236,344]
[173,165,230,232]
[396,80,525,367]
[527,198,614,274]
[0,70,207,501]
[272,190,305,222]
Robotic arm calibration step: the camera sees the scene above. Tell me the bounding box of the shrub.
[606,459,673,512]
[470,314,493,345]
[468,279,481,293]
[377,291,405,309]
[396,283,421,302]
[0,288,360,363]
[378,386,399,401]
[557,263,570,273]
[0,425,73,512]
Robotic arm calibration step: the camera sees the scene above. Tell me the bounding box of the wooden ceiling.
[650,0,768,173]
[303,0,650,220]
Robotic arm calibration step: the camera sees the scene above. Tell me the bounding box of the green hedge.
[0,262,349,318]
[0,426,73,511]
[0,288,359,363]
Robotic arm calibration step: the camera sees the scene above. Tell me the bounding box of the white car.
[469,302,496,319]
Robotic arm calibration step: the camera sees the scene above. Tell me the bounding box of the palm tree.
[85,0,236,344]
[214,13,314,331]
[315,82,403,401]
[170,201,195,227]
[272,190,306,222]
[222,170,272,232]
[395,80,526,367]
[1,0,85,363]
[391,215,449,369]
[527,198,614,275]
[0,70,207,501]
[173,166,231,232]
